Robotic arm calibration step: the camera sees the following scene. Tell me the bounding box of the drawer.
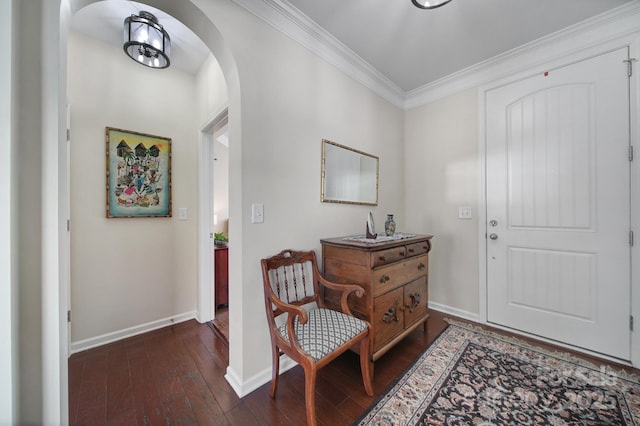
[403,277,428,327]
[372,255,428,297]
[373,287,404,349]
[371,246,406,268]
[405,241,431,258]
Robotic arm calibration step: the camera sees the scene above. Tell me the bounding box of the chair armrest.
[267,289,309,353]
[318,275,364,316]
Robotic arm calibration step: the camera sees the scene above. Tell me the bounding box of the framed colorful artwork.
[106,127,172,218]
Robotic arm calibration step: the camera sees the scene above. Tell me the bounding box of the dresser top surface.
[321,233,432,251]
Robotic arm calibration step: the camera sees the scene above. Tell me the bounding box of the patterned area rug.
[357,320,640,425]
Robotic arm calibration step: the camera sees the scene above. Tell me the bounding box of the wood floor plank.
[68,353,85,426]
[242,385,296,426]
[223,401,258,425]
[106,345,135,422]
[75,351,108,426]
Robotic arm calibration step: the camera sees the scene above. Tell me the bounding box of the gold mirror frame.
[321,139,379,206]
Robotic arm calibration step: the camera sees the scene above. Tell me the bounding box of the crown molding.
[231,0,640,111]
[230,0,405,108]
[404,1,640,109]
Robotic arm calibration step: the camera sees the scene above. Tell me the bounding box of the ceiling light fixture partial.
[123,11,171,69]
[411,0,453,9]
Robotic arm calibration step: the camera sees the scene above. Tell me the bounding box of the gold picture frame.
[106,127,172,218]
[321,139,379,206]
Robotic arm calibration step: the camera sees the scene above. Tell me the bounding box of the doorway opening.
[205,108,230,343]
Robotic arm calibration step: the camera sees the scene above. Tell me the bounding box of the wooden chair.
[260,249,374,426]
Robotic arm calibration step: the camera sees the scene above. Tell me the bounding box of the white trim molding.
[197,106,229,325]
[69,311,197,354]
[406,1,640,109]
[225,354,297,397]
[628,33,640,368]
[428,301,480,324]
[230,0,405,108]
[232,0,640,111]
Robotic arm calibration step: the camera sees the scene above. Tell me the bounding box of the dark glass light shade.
[411,0,453,9]
[123,11,170,69]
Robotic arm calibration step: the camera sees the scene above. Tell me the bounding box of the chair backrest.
[260,250,321,318]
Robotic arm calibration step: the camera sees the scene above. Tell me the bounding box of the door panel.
[508,248,594,320]
[486,47,631,360]
[507,85,593,230]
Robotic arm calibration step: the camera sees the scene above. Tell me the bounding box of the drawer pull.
[418,263,426,271]
[399,250,406,256]
[407,293,422,313]
[379,275,390,283]
[382,300,400,324]
[407,248,414,254]
[378,256,386,262]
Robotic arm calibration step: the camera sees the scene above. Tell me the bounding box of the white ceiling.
[283,0,634,92]
[71,0,635,91]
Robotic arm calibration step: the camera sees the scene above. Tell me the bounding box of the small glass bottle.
[385,214,396,236]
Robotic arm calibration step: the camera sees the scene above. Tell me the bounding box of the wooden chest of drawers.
[321,234,432,362]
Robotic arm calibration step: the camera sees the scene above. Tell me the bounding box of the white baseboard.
[69,311,197,354]
[227,303,480,398]
[429,302,633,366]
[428,301,480,324]
[225,354,297,398]
[228,303,480,397]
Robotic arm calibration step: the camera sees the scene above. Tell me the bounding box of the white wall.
[191,0,405,388]
[405,89,479,317]
[67,31,200,343]
[197,54,228,126]
[0,1,16,423]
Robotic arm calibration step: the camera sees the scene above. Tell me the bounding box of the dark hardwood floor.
[211,307,229,344]
[68,310,636,425]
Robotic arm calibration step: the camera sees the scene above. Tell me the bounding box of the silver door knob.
[489,233,498,240]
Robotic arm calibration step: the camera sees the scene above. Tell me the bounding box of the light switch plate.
[252,203,264,224]
[458,206,472,219]
[178,208,188,220]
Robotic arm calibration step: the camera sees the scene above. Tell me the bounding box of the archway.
[54,0,242,421]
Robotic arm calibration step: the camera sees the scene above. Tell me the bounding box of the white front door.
[486,47,631,360]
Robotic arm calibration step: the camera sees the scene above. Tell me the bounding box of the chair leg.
[269,344,280,398]
[359,336,374,396]
[303,365,317,426]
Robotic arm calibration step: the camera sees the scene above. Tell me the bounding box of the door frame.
[197,106,228,323]
[478,36,640,366]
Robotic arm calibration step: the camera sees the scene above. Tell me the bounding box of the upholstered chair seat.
[277,307,369,361]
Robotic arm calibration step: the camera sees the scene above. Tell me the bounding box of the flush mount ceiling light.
[123,11,171,69]
[412,0,453,9]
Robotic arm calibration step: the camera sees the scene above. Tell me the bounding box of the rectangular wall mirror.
[321,139,379,206]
